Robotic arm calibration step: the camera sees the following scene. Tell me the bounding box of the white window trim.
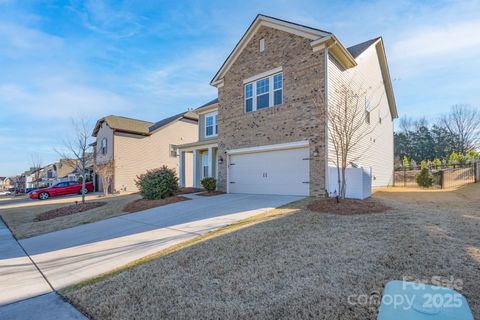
[204,111,218,138]
[244,71,283,113]
[243,66,282,84]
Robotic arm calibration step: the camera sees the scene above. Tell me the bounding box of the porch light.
[313,149,319,157]
[218,156,224,164]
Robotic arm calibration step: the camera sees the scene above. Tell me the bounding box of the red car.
[29,181,94,200]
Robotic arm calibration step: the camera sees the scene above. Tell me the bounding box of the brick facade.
[216,26,327,196]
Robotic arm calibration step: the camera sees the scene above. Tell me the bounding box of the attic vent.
[259,38,265,52]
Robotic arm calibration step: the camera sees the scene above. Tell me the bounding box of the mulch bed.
[197,191,226,197]
[123,196,190,213]
[176,188,204,195]
[307,197,390,215]
[35,202,107,221]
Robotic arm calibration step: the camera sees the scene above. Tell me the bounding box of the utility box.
[327,167,372,199]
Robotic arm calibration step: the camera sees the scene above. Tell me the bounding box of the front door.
[201,153,209,179]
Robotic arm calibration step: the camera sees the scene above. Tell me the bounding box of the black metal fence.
[394,162,479,189]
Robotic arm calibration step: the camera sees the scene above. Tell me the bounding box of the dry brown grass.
[63,183,480,320]
[123,196,190,213]
[307,197,389,214]
[0,193,141,239]
[34,202,107,221]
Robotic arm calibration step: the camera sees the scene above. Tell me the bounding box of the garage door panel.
[229,147,309,196]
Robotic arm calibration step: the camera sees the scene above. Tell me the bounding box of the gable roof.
[92,115,154,137]
[346,37,398,119]
[196,98,219,110]
[149,111,198,133]
[211,14,339,87]
[347,37,381,58]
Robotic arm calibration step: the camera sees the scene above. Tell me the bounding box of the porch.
[178,141,219,189]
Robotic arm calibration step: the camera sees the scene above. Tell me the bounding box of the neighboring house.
[178,14,397,197]
[0,177,5,191]
[92,112,198,193]
[3,177,15,190]
[55,159,82,183]
[25,167,42,188]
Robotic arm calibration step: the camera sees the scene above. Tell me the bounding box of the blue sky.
[1,0,479,176]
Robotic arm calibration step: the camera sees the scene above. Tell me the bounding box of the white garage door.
[228,147,309,196]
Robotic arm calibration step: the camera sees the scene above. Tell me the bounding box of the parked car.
[29,181,94,200]
[25,187,38,194]
[0,191,12,196]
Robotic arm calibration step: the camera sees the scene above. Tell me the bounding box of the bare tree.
[29,153,43,188]
[55,119,93,204]
[441,104,480,154]
[323,83,379,199]
[94,160,114,196]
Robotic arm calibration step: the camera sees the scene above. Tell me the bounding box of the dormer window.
[244,69,283,113]
[205,111,218,137]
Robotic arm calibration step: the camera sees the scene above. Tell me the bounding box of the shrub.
[416,168,434,188]
[201,177,216,192]
[135,166,179,200]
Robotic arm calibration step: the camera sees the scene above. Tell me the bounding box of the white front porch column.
[207,147,213,177]
[192,149,198,188]
[178,151,185,187]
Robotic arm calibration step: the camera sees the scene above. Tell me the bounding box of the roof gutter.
[311,35,357,69]
[323,39,336,194]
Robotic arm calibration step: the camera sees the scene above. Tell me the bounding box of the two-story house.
[178,14,397,197]
[92,112,198,193]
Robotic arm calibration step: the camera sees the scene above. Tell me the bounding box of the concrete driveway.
[1,193,300,307]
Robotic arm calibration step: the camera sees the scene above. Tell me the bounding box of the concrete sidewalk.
[0,219,86,319]
[0,293,86,320]
[0,218,52,305]
[19,194,301,291]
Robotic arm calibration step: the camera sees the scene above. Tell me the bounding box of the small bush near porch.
[201,177,216,192]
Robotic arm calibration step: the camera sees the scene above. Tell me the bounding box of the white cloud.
[0,81,132,121]
[391,20,480,61]
[0,22,63,56]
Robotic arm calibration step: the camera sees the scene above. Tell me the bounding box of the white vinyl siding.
[244,72,283,112]
[327,44,394,187]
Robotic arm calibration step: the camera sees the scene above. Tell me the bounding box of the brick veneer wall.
[216,26,327,196]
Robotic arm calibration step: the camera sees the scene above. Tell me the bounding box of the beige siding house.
[178,15,397,198]
[93,112,198,193]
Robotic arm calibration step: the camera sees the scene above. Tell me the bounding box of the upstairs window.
[100,138,107,155]
[244,71,283,113]
[256,78,269,109]
[205,111,218,137]
[245,84,253,112]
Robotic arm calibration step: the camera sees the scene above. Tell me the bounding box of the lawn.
[63,183,480,320]
[0,193,141,239]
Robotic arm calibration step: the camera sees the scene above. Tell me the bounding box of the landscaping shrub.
[135,166,179,200]
[201,177,216,192]
[416,167,434,188]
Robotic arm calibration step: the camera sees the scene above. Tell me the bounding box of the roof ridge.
[346,37,382,58]
[106,115,154,124]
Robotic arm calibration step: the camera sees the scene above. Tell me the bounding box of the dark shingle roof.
[195,98,219,110]
[149,111,198,133]
[347,37,381,59]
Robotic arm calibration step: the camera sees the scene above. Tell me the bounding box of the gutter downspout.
[324,40,337,196]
